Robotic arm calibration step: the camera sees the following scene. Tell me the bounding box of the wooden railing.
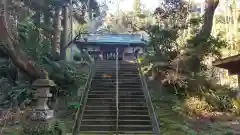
[72,61,95,135]
[136,60,161,135]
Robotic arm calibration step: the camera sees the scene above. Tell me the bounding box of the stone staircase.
[79,60,153,134]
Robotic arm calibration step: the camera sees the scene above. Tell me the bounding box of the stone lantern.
[31,79,56,121]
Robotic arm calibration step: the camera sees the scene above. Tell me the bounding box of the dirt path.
[188,116,240,135]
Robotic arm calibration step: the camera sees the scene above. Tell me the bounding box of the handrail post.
[72,61,95,135]
[116,47,119,134]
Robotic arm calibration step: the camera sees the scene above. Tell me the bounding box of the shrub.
[183,96,213,116]
[20,121,65,135]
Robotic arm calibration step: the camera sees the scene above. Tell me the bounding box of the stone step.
[95,65,137,67]
[90,87,142,89]
[82,114,116,120]
[83,110,116,115]
[80,125,115,131]
[87,98,145,102]
[95,69,138,72]
[91,85,142,89]
[118,88,143,91]
[79,131,153,135]
[89,88,143,92]
[95,62,137,65]
[81,119,116,125]
[85,106,148,111]
[83,110,148,115]
[96,64,137,67]
[90,83,142,86]
[78,61,154,134]
[92,76,140,79]
[81,119,152,126]
[117,131,153,135]
[92,78,140,81]
[119,115,151,121]
[91,80,141,84]
[93,74,139,78]
[118,120,151,125]
[91,82,141,85]
[83,114,150,120]
[93,75,139,78]
[118,125,152,131]
[86,101,146,106]
[88,91,144,95]
[80,124,152,132]
[90,88,143,92]
[85,105,116,110]
[87,94,145,98]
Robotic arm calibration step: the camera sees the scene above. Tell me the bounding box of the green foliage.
[49,121,65,135]
[0,56,88,108]
[18,18,51,62]
[199,85,234,112]
[147,26,178,56]
[187,35,228,61]
[142,1,231,119]
[184,96,213,116]
[0,78,32,108]
[18,16,88,88]
[0,16,89,107]
[21,121,65,135]
[68,102,81,109]
[42,57,76,86]
[74,24,88,35]
[41,56,88,98]
[151,86,236,135]
[144,17,227,92]
[150,88,198,135]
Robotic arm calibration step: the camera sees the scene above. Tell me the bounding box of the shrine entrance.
[103,52,116,60]
[101,47,123,60]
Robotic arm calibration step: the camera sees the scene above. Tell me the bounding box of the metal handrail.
[72,61,95,135]
[116,48,119,134]
[136,60,161,135]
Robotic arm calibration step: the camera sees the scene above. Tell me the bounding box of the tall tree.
[151,0,220,76]
[61,3,69,60]
[0,0,100,81]
[52,6,62,58]
[0,0,47,80]
[195,0,219,40]
[88,0,92,21]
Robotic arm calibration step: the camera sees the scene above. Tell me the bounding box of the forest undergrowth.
[149,80,240,135]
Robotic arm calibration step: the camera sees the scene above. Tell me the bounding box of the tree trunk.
[186,0,219,73]
[88,0,92,22]
[69,0,73,40]
[232,0,238,49]
[43,10,51,35]
[224,1,229,42]
[0,0,47,80]
[52,7,61,58]
[195,0,219,40]
[60,5,69,60]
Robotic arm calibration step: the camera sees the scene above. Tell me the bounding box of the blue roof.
[75,34,147,45]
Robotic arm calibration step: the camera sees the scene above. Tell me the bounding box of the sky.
[117,0,160,12]
[97,0,207,14]
[97,0,160,13]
